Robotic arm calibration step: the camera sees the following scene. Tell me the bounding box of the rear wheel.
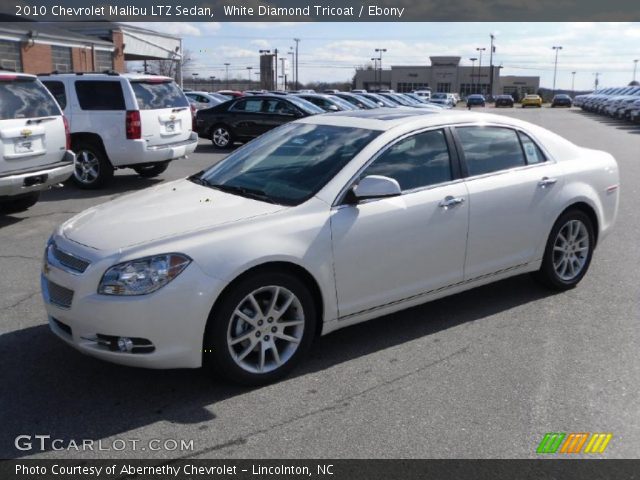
[211,125,234,149]
[72,141,113,189]
[533,210,595,290]
[133,162,169,178]
[203,271,316,385]
[0,192,40,214]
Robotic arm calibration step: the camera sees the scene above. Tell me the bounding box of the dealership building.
[0,20,183,81]
[354,56,540,99]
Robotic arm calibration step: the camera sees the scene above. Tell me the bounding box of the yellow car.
[521,94,543,108]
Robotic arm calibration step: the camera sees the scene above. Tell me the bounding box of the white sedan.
[42,108,619,385]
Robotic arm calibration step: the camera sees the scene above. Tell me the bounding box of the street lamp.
[571,71,576,96]
[634,59,639,82]
[246,66,253,86]
[293,38,300,90]
[476,48,486,94]
[489,33,496,98]
[370,57,379,91]
[594,72,600,91]
[552,46,563,96]
[469,57,477,96]
[209,75,215,91]
[374,48,387,91]
[224,63,230,89]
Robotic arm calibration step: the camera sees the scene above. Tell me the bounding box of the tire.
[533,210,595,290]
[72,141,114,189]
[133,162,169,178]
[203,271,317,385]
[210,125,234,149]
[0,192,40,214]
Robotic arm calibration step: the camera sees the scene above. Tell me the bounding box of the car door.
[330,128,469,318]
[227,98,265,138]
[260,99,300,133]
[454,125,565,280]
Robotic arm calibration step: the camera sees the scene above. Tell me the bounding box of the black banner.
[2,459,640,480]
[3,0,640,22]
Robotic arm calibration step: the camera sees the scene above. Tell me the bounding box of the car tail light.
[126,110,141,139]
[190,103,196,131]
[62,116,71,150]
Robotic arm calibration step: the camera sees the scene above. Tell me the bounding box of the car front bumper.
[0,152,74,198]
[41,236,223,369]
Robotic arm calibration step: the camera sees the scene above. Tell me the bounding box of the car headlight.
[98,253,191,296]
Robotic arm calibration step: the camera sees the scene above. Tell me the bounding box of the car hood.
[60,179,287,251]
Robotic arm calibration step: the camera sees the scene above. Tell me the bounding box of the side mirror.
[349,175,401,202]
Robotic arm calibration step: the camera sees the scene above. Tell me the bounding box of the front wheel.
[533,210,595,290]
[211,125,234,149]
[203,271,317,385]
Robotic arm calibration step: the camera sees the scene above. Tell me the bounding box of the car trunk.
[130,79,192,147]
[0,76,66,174]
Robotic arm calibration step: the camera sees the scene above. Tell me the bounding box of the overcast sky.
[133,22,640,90]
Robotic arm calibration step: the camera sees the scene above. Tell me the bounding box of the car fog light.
[117,337,134,352]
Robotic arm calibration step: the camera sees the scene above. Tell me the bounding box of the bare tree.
[144,49,193,81]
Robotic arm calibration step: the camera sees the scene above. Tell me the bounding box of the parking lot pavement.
[1,108,639,460]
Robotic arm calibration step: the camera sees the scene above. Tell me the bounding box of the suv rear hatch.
[130,79,192,147]
[0,75,66,174]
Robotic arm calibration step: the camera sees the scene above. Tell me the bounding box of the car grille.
[47,280,74,309]
[52,243,90,273]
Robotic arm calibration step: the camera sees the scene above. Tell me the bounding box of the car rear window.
[0,77,61,120]
[131,80,189,110]
[76,81,125,110]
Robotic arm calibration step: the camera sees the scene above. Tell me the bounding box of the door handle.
[438,196,465,208]
[538,177,558,188]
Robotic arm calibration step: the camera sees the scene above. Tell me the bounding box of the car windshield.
[432,93,447,99]
[284,96,325,114]
[196,123,381,206]
[131,80,189,110]
[0,77,61,120]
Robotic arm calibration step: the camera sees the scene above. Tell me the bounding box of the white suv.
[41,73,198,189]
[0,72,74,213]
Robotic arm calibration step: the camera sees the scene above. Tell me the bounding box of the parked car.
[43,109,619,385]
[195,94,324,148]
[430,92,456,108]
[466,94,486,108]
[521,94,543,108]
[494,95,515,108]
[334,92,379,109]
[355,92,399,108]
[293,93,357,112]
[323,89,341,94]
[551,94,573,108]
[41,73,197,189]
[0,72,74,213]
[217,90,244,98]
[350,89,367,94]
[185,91,225,110]
[412,89,432,100]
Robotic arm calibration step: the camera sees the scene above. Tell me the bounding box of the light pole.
[489,34,496,99]
[280,57,286,90]
[246,66,253,88]
[293,38,300,90]
[224,63,230,89]
[571,71,576,96]
[374,48,387,91]
[594,72,600,91]
[476,48,486,94]
[634,59,639,82]
[552,46,563,96]
[191,72,198,88]
[469,57,477,96]
[209,75,215,91]
[370,57,379,92]
[288,49,295,90]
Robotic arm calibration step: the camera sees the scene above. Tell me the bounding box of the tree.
[144,49,193,82]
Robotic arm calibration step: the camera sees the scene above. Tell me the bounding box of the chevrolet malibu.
[42,108,619,385]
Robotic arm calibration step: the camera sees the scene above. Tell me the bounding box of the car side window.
[230,99,263,112]
[360,129,453,191]
[75,81,125,110]
[264,100,297,115]
[42,80,67,110]
[456,127,526,176]
[518,132,546,165]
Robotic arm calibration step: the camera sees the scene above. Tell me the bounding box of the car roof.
[0,71,36,80]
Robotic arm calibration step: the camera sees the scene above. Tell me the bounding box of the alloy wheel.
[74,150,100,184]
[552,219,590,281]
[213,128,230,147]
[226,285,305,374]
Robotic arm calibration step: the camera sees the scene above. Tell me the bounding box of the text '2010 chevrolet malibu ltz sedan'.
[41,108,619,385]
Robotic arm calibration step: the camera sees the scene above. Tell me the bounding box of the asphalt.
[1,107,638,459]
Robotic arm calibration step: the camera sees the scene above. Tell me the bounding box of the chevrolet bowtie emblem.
[20,128,32,137]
